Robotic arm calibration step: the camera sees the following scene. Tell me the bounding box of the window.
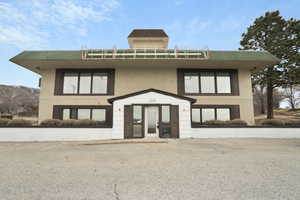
[202,108,215,122]
[161,105,170,123]
[63,109,70,120]
[133,106,142,123]
[216,72,231,93]
[216,108,230,121]
[184,73,199,93]
[92,73,108,94]
[77,109,91,120]
[63,108,76,120]
[63,73,78,94]
[59,107,110,124]
[57,69,114,95]
[191,108,201,123]
[191,106,233,125]
[92,109,106,123]
[79,73,91,94]
[179,69,236,95]
[200,72,215,93]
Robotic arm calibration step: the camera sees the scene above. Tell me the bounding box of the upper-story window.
[55,69,114,95]
[178,69,239,96]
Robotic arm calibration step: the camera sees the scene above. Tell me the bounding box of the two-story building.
[10,29,279,139]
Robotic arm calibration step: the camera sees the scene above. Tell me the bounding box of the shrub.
[58,119,97,127]
[40,119,62,127]
[203,120,226,125]
[225,119,248,126]
[59,120,77,127]
[284,119,300,126]
[0,118,11,126]
[7,119,33,127]
[73,119,97,127]
[260,119,285,126]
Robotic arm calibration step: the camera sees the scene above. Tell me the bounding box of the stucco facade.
[38,66,255,124]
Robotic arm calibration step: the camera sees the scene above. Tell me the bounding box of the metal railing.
[81,48,209,60]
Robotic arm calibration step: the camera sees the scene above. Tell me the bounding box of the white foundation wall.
[190,128,300,138]
[0,128,112,142]
[112,92,192,139]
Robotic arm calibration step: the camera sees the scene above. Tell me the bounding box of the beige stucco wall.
[128,37,168,49]
[39,67,255,124]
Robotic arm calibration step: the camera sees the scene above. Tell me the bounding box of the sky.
[0,0,299,89]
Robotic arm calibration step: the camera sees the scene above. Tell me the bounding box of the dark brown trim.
[52,105,113,128]
[177,69,239,96]
[170,105,179,138]
[54,68,115,96]
[191,104,240,128]
[131,105,145,138]
[108,88,196,104]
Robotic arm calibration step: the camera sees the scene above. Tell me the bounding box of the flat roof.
[10,50,280,74]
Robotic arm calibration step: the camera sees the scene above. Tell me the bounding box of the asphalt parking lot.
[0,139,300,200]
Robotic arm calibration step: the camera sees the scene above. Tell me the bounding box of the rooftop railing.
[81,49,209,60]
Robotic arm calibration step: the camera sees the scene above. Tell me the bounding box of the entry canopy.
[107,88,197,104]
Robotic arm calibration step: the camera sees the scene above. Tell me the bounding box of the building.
[10,29,279,139]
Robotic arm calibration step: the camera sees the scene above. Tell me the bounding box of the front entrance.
[144,106,159,138]
[124,104,179,139]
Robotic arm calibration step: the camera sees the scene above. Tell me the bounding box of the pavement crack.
[113,183,120,200]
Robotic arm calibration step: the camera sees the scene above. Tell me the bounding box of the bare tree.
[282,85,300,109]
[253,85,285,115]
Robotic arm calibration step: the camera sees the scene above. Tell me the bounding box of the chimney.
[127,29,169,49]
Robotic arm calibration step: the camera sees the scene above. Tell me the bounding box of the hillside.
[0,85,39,116]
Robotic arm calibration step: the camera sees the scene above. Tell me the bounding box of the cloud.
[0,0,120,49]
[164,17,248,49]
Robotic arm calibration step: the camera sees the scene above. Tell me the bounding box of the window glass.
[63,73,78,94]
[184,73,199,93]
[161,105,170,123]
[133,106,142,123]
[202,108,215,122]
[79,73,91,94]
[70,108,77,119]
[133,124,143,137]
[216,108,230,121]
[93,73,108,94]
[200,72,215,93]
[77,109,91,120]
[217,72,231,93]
[92,109,106,122]
[192,108,201,123]
[63,109,70,120]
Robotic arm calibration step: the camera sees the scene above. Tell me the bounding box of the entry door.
[145,106,159,138]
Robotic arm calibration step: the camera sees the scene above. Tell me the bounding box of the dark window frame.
[191,105,240,127]
[53,105,113,128]
[177,69,239,96]
[54,69,115,96]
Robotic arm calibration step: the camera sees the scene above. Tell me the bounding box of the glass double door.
[124,104,179,139]
[144,106,159,138]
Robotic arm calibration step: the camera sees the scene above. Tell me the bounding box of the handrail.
[81,48,209,60]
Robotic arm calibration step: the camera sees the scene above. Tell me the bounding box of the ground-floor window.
[191,105,240,127]
[53,105,112,127]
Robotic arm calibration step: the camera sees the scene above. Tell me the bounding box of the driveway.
[0,139,300,200]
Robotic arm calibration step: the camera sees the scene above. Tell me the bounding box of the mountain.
[0,85,39,116]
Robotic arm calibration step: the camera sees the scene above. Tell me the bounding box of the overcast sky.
[0,0,299,88]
